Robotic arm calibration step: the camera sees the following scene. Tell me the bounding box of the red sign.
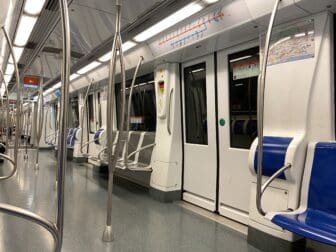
[23,76,40,86]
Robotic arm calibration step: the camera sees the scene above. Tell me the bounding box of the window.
[116,73,156,132]
[87,94,95,133]
[69,97,79,128]
[228,47,259,149]
[97,92,102,128]
[184,63,208,145]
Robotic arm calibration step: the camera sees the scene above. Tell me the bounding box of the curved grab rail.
[0,1,70,251]
[124,56,144,169]
[35,57,45,169]
[256,0,285,216]
[0,69,11,151]
[80,78,94,155]
[1,26,21,179]
[167,88,174,135]
[44,105,50,144]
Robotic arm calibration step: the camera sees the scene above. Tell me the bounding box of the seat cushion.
[272,209,336,246]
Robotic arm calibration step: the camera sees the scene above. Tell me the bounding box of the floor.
[0,149,260,252]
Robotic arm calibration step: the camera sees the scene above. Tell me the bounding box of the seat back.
[253,136,293,179]
[308,142,336,214]
[127,132,141,161]
[138,132,155,165]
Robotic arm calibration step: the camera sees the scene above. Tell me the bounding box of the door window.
[87,94,95,133]
[184,63,208,145]
[228,47,259,149]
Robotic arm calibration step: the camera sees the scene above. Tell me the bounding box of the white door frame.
[182,54,217,211]
[217,41,259,224]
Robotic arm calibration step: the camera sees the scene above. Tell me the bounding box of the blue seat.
[67,128,78,148]
[94,129,105,145]
[254,136,293,179]
[270,142,336,246]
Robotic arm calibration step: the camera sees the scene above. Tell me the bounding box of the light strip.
[24,0,47,15]
[230,55,253,63]
[4,75,12,83]
[5,64,14,75]
[133,2,203,42]
[203,0,219,3]
[70,73,80,81]
[14,15,38,46]
[77,61,101,75]
[98,41,137,62]
[9,46,24,63]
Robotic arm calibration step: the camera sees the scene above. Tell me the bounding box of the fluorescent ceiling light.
[203,0,219,3]
[294,33,306,38]
[5,64,14,75]
[133,2,203,42]
[191,68,205,73]
[122,41,137,52]
[53,82,61,89]
[77,61,101,75]
[98,41,137,62]
[14,15,38,46]
[24,0,47,15]
[4,74,12,83]
[9,46,24,63]
[230,55,252,63]
[70,73,80,81]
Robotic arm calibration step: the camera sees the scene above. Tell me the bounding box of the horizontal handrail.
[127,143,156,159]
[0,203,59,251]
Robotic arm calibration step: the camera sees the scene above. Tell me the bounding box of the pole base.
[102,225,114,242]
[24,154,28,160]
[34,164,39,170]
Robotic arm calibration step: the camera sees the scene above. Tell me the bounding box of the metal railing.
[0,26,21,180]
[124,56,144,170]
[0,69,11,151]
[0,0,70,251]
[35,57,45,170]
[79,78,94,156]
[256,0,292,216]
[103,0,127,242]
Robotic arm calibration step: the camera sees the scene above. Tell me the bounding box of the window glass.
[116,73,156,132]
[69,97,79,128]
[97,92,102,128]
[184,62,208,145]
[228,47,259,149]
[87,94,95,133]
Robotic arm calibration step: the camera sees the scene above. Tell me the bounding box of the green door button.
[219,118,225,127]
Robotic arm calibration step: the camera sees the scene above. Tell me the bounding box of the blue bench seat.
[270,142,336,246]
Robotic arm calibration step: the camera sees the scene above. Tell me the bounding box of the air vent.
[45,0,58,11]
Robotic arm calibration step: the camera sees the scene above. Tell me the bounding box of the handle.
[256,0,282,216]
[80,78,94,155]
[167,88,174,135]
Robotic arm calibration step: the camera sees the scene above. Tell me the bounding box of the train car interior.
[0,0,335,251]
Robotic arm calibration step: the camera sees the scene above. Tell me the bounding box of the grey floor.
[0,149,260,252]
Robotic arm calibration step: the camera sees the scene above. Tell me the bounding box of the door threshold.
[176,201,248,236]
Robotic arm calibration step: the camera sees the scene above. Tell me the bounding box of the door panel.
[217,45,259,224]
[182,55,217,211]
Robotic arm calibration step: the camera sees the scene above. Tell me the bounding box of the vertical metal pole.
[0,69,10,153]
[35,58,45,170]
[256,0,281,216]
[56,0,71,250]
[103,0,122,242]
[80,78,94,155]
[1,26,21,174]
[124,57,144,169]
